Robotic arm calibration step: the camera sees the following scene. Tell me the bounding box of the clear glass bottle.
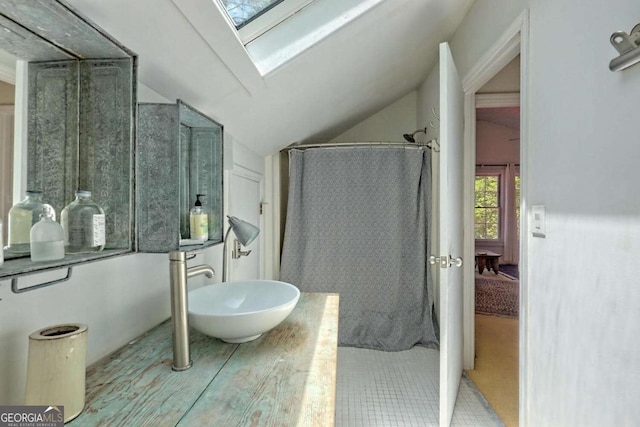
[61,190,106,254]
[8,190,54,254]
[30,208,65,262]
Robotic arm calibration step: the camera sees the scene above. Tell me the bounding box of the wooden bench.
[475,251,501,275]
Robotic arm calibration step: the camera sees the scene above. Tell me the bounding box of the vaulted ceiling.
[67,0,473,155]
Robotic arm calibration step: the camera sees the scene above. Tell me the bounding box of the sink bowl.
[188,280,300,343]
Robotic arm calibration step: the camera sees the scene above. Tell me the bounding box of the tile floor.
[336,347,503,427]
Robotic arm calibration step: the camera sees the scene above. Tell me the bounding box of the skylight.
[246,0,384,75]
[221,0,284,30]
[219,0,316,44]
[178,0,385,82]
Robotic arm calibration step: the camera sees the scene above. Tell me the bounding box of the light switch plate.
[531,205,546,238]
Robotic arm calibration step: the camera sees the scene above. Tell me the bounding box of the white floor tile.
[336,347,503,427]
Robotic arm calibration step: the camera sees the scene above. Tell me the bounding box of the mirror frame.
[136,100,224,253]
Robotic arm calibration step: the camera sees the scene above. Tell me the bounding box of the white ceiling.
[67,0,473,156]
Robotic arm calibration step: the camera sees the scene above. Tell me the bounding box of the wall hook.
[609,23,640,71]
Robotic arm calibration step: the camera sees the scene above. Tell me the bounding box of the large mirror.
[0,0,136,278]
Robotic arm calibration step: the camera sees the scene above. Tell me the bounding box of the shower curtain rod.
[477,163,521,168]
[282,140,439,151]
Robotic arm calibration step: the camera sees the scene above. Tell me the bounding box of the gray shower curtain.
[280,147,438,351]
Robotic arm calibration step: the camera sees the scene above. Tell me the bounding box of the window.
[220,0,284,30]
[206,0,381,76]
[219,0,317,44]
[475,175,500,240]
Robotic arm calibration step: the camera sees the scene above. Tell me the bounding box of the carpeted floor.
[499,264,519,280]
[475,273,519,318]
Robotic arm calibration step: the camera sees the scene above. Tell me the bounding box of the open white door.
[437,42,465,427]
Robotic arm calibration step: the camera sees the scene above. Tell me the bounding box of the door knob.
[429,255,463,268]
[449,256,463,267]
[429,255,448,268]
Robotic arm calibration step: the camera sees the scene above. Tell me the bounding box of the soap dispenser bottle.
[189,194,208,242]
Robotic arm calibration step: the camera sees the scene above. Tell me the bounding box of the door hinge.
[259,201,268,215]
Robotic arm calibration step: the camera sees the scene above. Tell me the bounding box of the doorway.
[468,56,521,427]
[460,9,529,427]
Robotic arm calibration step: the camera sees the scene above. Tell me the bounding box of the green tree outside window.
[475,175,500,240]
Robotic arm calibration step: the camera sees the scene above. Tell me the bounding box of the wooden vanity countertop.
[71,292,339,427]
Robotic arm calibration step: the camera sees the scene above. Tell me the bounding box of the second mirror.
[136,100,223,252]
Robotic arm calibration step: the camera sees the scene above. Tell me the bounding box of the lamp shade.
[227,215,260,246]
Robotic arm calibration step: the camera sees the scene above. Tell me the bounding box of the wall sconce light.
[222,215,260,282]
[609,23,640,71]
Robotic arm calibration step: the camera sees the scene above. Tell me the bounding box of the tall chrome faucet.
[169,250,215,371]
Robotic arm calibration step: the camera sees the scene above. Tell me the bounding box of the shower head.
[403,133,416,143]
[402,128,427,143]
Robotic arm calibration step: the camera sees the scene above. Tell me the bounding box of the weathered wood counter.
[71,292,339,426]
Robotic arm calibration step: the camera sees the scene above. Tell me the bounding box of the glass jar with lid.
[61,190,106,254]
[8,190,54,254]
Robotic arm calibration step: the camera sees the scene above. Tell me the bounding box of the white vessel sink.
[188,280,300,343]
